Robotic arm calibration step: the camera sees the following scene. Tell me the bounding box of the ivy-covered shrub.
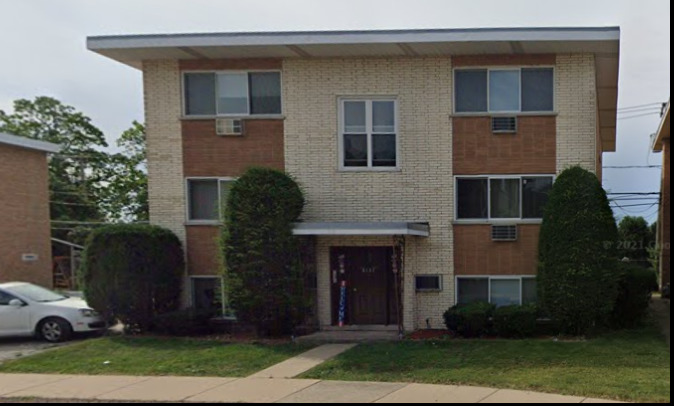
[492,305,538,338]
[222,167,308,337]
[611,262,657,328]
[81,224,184,333]
[538,166,620,336]
[443,302,495,338]
[151,308,215,336]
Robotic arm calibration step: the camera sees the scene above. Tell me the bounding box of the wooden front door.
[330,247,398,326]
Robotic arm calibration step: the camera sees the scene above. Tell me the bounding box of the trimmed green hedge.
[444,302,495,338]
[493,305,538,338]
[538,166,620,335]
[81,224,184,333]
[611,262,657,328]
[222,167,308,337]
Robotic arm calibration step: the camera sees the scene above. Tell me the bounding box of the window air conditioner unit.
[492,116,517,133]
[492,225,518,241]
[216,118,243,136]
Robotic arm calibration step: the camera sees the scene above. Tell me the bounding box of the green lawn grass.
[301,322,670,403]
[0,336,311,377]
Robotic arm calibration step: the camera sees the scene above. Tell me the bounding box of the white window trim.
[453,66,556,115]
[338,97,400,172]
[182,70,283,118]
[454,174,555,224]
[455,275,537,306]
[185,177,236,225]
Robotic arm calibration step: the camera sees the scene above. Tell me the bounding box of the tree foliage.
[222,167,307,336]
[538,166,620,335]
[617,216,655,266]
[81,224,184,333]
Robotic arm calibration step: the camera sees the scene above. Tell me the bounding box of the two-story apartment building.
[88,27,620,331]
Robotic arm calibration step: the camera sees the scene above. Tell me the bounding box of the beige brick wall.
[556,54,598,174]
[143,60,186,242]
[283,57,455,330]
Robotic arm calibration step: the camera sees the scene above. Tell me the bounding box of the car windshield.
[7,283,67,303]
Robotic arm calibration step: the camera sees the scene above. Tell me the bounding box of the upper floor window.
[340,99,398,170]
[183,72,281,116]
[187,178,234,222]
[456,175,554,221]
[454,68,554,113]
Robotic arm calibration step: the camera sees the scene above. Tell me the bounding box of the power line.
[617,102,665,111]
[607,192,660,195]
[618,112,662,120]
[616,107,663,115]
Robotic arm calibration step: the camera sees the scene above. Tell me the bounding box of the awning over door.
[293,222,430,237]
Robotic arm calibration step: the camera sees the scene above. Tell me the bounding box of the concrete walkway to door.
[249,344,356,378]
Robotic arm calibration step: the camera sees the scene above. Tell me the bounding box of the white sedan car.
[0,282,106,343]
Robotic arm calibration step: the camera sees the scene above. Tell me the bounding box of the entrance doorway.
[330,247,399,326]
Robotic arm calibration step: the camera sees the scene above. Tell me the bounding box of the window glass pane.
[491,279,521,307]
[522,68,554,112]
[455,70,488,113]
[372,134,396,167]
[490,178,521,218]
[458,278,489,304]
[192,278,222,313]
[522,278,538,305]
[457,178,488,219]
[189,180,219,220]
[344,101,366,133]
[184,73,215,115]
[249,72,281,114]
[416,276,441,291]
[344,134,367,167]
[372,101,395,132]
[489,70,521,112]
[523,177,553,219]
[217,73,248,115]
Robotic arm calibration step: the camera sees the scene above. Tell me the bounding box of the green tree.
[222,167,307,336]
[538,166,620,335]
[99,121,148,222]
[617,216,655,266]
[0,97,108,236]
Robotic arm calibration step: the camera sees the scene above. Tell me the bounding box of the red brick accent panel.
[453,54,556,67]
[453,116,557,175]
[0,144,53,287]
[454,224,541,276]
[186,226,221,276]
[179,59,282,71]
[182,119,285,177]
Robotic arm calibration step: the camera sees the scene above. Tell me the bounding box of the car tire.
[37,317,72,343]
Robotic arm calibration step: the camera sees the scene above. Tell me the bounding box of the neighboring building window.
[183,71,281,116]
[457,277,537,306]
[454,68,554,113]
[456,176,553,220]
[340,99,397,169]
[187,178,234,221]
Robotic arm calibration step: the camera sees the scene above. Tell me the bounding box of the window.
[456,175,554,221]
[183,71,281,116]
[415,275,442,292]
[341,99,397,169]
[457,277,537,306]
[454,68,554,113]
[187,178,234,221]
[0,290,18,306]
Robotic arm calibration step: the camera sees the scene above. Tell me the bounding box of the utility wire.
[617,102,665,111]
[618,112,662,120]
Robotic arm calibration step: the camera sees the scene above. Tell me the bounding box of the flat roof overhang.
[87,27,620,152]
[293,222,430,237]
[652,101,670,152]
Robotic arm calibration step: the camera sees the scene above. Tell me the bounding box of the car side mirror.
[8,299,25,307]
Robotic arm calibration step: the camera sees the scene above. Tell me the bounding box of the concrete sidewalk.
[0,373,626,403]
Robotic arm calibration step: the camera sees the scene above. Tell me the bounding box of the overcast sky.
[0,0,669,222]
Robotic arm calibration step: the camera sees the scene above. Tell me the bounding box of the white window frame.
[185,177,236,224]
[455,275,537,306]
[453,66,556,114]
[454,174,555,224]
[190,276,235,319]
[181,70,283,118]
[338,97,400,172]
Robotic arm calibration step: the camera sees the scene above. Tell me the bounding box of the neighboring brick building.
[653,101,670,290]
[0,132,60,287]
[89,27,620,330]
